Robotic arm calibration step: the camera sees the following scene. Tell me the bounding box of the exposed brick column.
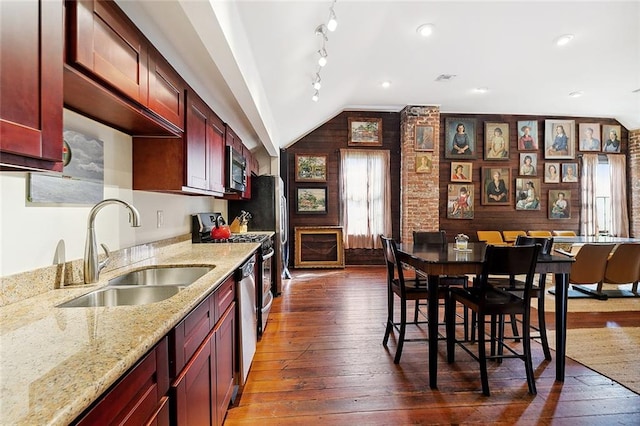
[629,129,640,238]
[400,106,440,243]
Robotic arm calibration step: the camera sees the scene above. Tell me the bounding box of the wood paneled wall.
[284,109,628,266]
[284,111,401,265]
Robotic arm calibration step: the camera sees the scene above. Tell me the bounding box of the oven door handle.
[262,248,275,261]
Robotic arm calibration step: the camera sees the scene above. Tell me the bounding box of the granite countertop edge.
[0,241,264,425]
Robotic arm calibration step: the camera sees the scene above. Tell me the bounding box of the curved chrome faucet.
[84,199,141,284]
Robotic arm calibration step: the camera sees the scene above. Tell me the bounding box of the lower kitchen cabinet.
[170,274,236,426]
[172,303,235,426]
[74,337,170,425]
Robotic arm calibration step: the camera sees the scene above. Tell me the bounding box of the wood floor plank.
[224,266,640,424]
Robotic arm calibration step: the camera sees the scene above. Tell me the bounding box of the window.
[595,157,611,234]
[340,149,391,249]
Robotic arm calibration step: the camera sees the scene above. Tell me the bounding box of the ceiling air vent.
[435,74,457,82]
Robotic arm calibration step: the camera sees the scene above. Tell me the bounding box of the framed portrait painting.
[447,184,474,219]
[544,162,560,183]
[602,124,622,153]
[348,117,382,146]
[296,187,327,214]
[481,167,510,205]
[561,163,579,182]
[549,189,571,219]
[484,122,509,160]
[415,125,435,151]
[451,162,472,182]
[415,153,433,173]
[544,119,575,159]
[517,120,538,150]
[295,154,327,182]
[519,153,538,176]
[515,178,541,211]
[444,118,476,159]
[578,123,601,151]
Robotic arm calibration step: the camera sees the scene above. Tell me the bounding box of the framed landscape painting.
[295,154,327,182]
[447,184,474,219]
[544,119,575,159]
[348,117,382,146]
[296,187,327,214]
[444,118,477,159]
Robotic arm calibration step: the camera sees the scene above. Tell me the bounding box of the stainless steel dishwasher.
[237,255,257,386]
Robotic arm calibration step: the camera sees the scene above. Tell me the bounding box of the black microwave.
[226,146,246,192]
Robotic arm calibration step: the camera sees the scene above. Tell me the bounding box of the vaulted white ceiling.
[118,1,640,157]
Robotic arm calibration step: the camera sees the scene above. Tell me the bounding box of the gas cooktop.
[191,213,270,245]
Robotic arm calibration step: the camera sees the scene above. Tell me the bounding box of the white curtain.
[608,154,630,237]
[340,149,391,249]
[580,154,598,236]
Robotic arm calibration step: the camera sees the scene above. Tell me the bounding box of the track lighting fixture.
[309,1,338,102]
[317,48,328,67]
[327,8,338,32]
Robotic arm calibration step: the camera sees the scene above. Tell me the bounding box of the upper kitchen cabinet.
[133,89,225,196]
[64,0,184,135]
[0,0,64,171]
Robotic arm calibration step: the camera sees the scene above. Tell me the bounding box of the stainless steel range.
[192,213,274,339]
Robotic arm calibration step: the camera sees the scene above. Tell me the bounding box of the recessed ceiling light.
[474,87,489,94]
[555,34,574,46]
[569,91,583,98]
[435,74,456,82]
[381,81,391,89]
[416,23,435,37]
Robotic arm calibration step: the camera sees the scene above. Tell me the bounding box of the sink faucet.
[84,199,141,284]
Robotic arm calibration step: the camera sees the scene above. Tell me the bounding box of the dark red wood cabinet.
[65,0,184,135]
[186,90,226,194]
[170,274,236,426]
[75,337,170,426]
[0,0,63,171]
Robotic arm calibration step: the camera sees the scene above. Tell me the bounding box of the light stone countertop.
[0,241,262,425]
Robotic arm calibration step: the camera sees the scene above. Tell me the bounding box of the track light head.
[315,24,328,41]
[317,48,327,67]
[312,91,319,102]
[313,73,322,90]
[327,9,338,32]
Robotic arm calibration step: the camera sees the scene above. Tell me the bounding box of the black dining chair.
[412,231,470,333]
[446,243,541,396]
[381,235,446,364]
[488,235,554,361]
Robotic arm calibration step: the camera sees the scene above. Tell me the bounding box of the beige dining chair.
[528,230,553,237]
[502,230,527,245]
[597,243,640,297]
[552,230,577,236]
[569,244,616,300]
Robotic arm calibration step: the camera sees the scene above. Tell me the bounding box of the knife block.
[229,218,247,233]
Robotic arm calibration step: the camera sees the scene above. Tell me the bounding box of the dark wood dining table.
[396,242,574,389]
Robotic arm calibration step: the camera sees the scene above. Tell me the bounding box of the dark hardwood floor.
[225,266,640,425]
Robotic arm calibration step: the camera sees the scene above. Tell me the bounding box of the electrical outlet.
[157,210,164,228]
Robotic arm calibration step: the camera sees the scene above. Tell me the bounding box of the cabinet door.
[148,50,185,131]
[0,0,63,169]
[185,93,210,191]
[68,0,148,104]
[215,303,236,426]
[208,112,226,194]
[76,337,169,425]
[173,329,216,426]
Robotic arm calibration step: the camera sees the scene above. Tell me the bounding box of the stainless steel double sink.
[58,266,214,308]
